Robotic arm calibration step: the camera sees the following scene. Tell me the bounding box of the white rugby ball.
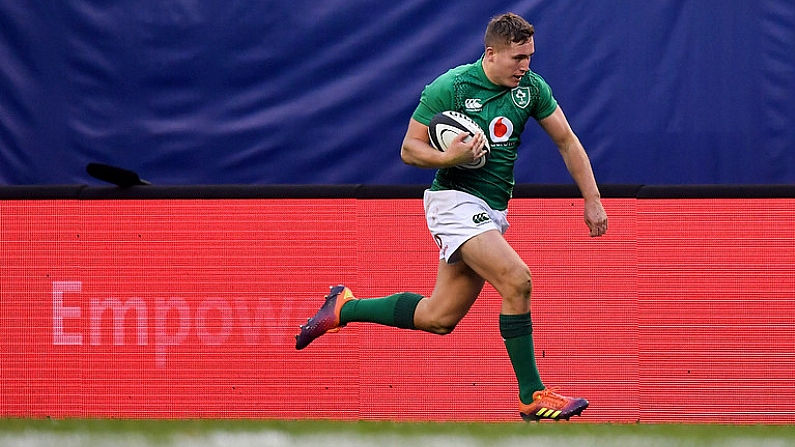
[428,110,491,169]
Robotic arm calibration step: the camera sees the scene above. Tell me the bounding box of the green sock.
[500,313,545,404]
[339,292,423,329]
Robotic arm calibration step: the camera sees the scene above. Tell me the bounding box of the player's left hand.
[584,199,608,237]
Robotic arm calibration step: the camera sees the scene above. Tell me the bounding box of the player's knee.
[508,263,532,292]
[502,265,532,305]
[518,268,532,298]
[429,322,457,335]
[425,314,460,335]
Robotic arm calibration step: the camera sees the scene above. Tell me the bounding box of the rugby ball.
[428,111,491,169]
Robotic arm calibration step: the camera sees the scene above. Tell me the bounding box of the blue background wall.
[1,1,794,186]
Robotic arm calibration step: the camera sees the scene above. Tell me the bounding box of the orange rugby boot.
[295,285,357,350]
[519,387,589,421]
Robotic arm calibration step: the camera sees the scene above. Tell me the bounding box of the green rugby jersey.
[412,56,558,210]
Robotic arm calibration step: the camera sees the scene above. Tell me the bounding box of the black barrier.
[2,184,795,200]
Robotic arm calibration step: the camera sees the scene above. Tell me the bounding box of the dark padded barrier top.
[3,184,795,200]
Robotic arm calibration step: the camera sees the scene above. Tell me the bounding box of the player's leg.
[295,283,427,350]
[411,257,485,334]
[294,255,483,349]
[457,229,533,313]
[296,189,486,349]
[458,229,588,421]
[457,230,542,396]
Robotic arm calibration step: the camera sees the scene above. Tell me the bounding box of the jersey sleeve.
[411,72,456,125]
[530,73,558,121]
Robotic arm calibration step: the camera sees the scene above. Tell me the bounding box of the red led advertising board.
[1,198,793,422]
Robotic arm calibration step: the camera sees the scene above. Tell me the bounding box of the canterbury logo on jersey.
[472,213,490,224]
[464,98,483,112]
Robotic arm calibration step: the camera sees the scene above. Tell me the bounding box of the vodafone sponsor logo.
[52,281,291,368]
[489,116,513,143]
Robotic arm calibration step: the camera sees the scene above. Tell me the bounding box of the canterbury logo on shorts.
[472,212,491,225]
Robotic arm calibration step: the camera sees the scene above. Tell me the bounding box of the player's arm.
[538,106,608,237]
[400,118,485,169]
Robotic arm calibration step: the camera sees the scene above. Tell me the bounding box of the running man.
[296,12,608,422]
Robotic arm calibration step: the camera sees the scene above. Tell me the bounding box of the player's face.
[484,37,535,88]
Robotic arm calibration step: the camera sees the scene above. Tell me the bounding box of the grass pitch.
[1,419,794,447]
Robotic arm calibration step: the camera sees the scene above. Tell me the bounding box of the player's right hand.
[445,132,487,166]
[584,198,608,237]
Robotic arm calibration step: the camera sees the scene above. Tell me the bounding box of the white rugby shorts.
[423,189,509,264]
